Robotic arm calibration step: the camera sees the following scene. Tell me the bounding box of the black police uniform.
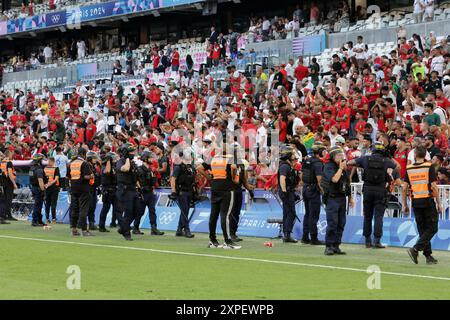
[135,164,158,232]
[323,161,351,250]
[355,153,397,245]
[278,160,297,240]
[115,157,138,239]
[68,158,93,231]
[172,163,196,234]
[301,155,324,242]
[29,163,45,225]
[44,166,60,222]
[99,163,118,229]
[87,163,101,228]
[1,160,15,220]
[0,168,8,223]
[231,164,246,238]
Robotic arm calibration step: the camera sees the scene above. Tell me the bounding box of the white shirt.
[408,148,431,164]
[96,117,106,135]
[414,0,424,13]
[256,125,268,149]
[54,154,69,178]
[76,85,88,98]
[284,63,295,82]
[292,117,304,134]
[36,114,48,130]
[354,42,366,60]
[431,55,445,76]
[227,111,238,131]
[434,107,447,124]
[43,46,52,58]
[424,0,434,13]
[262,20,271,31]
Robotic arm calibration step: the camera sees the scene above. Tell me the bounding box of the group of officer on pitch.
[278,141,441,264]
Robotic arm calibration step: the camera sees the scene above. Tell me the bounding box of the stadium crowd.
[0,25,450,191]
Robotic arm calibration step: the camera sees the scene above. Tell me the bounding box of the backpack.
[365,156,386,185]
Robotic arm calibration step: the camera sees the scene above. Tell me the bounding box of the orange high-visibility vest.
[211,157,229,180]
[70,160,83,181]
[406,162,432,199]
[44,166,59,186]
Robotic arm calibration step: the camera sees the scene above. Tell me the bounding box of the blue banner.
[46,11,66,27]
[77,63,98,79]
[67,2,116,24]
[41,189,450,251]
[292,34,326,56]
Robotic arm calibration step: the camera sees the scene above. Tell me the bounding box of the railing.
[349,183,450,220]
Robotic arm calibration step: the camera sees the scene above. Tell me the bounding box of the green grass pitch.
[0,221,450,300]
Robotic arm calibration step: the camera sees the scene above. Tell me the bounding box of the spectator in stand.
[413,0,425,24]
[43,45,53,64]
[309,2,320,26]
[423,0,434,22]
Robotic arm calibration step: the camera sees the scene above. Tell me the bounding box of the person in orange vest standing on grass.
[44,157,60,224]
[403,146,441,265]
[67,148,94,237]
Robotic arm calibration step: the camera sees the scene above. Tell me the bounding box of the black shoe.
[208,239,223,248]
[333,246,346,255]
[132,228,144,235]
[175,229,184,237]
[283,236,298,243]
[117,228,123,235]
[71,229,81,236]
[0,219,11,225]
[98,228,110,233]
[184,230,195,238]
[31,222,43,227]
[123,235,133,241]
[425,255,438,265]
[365,242,373,248]
[82,231,95,237]
[109,223,117,228]
[223,241,242,250]
[230,235,243,242]
[407,248,419,264]
[301,238,311,244]
[6,216,17,221]
[151,227,164,236]
[310,239,325,245]
[324,247,335,256]
[373,242,386,249]
[89,224,98,231]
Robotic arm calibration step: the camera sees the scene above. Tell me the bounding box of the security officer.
[1,150,18,221]
[278,145,299,243]
[68,148,94,236]
[115,143,138,241]
[0,153,11,225]
[170,150,195,239]
[86,151,100,231]
[98,152,118,232]
[29,153,46,227]
[44,157,60,223]
[135,151,164,236]
[230,152,254,243]
[403,146,440,265]
[348,142,399,248]
[301,142,326,245]
[323,147,353,256]
[209,148,239,249]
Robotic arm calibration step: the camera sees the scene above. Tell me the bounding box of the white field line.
[1,235,450,282]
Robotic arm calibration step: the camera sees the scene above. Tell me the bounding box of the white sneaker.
[223,242,242,250]
[208,240,223,248]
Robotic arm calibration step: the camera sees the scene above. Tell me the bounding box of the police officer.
[403,146,440,265]
[323,147,353,256]
[208,148,240,249]
[230,152,254,243]
[44,157,60,223]
[1,150,18,221]
[98,152,118,232]
[170,151,196,238]
[348,142,399,248]
[29,153,46,227]
[135,151,164,236]
[68,148,94,236]
[86,151,100,231]
[115,143,138,241]
[301,142,326,245]
[0,153,11,225]
[278,145,299,243]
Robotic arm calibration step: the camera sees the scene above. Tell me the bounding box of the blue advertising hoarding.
[292,34,326,56]
[2,0,204,36]
[46,189,450,251]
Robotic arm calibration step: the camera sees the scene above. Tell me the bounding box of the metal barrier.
[349,183,450,220]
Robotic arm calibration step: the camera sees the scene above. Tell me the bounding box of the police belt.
[117,184,136,191]
[328,193,346,198]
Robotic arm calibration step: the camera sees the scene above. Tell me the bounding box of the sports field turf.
[0,221,449,300]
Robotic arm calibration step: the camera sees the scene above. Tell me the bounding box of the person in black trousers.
[44,157,60,223]
[98,152,118,232]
